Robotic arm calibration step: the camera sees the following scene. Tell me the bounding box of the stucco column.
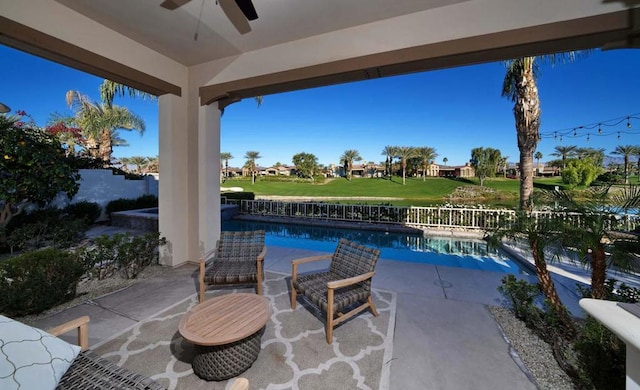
[158,94,199,266]
[198,102,222,256]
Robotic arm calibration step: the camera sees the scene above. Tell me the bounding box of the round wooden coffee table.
[179,293,270,381]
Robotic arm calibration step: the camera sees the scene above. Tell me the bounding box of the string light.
[540,113,640,141]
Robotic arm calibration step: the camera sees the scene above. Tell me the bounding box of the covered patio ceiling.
[1,1,638,106]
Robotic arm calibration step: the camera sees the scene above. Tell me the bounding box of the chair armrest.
[230,377,249,390]
[291,254,332,280]
[327,272,375,289]
[47,316,90,351]
[257,246,267,262]
[292,254,332,266]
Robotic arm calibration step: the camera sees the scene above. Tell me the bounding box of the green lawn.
[226,176,466,203]
[223,176,568,207]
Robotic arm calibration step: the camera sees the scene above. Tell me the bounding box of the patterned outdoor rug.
[93,271,396,390]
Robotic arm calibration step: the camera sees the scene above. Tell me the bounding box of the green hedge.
[222,191,255,201]
[0,248,84,316]
[106,194,158,215]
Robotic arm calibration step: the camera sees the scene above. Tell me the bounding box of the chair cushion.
[329,239,380,280]
[0,315,81,390]
[56,350,165,389]
[293,272,371,314]
[203,260,258,284]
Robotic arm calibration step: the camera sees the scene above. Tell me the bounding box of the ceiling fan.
[160,0,258,35]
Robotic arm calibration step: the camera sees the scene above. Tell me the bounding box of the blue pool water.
[222,220,530,275]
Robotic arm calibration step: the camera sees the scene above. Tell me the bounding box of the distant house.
[265,165,296,176]
[429,162,475,178]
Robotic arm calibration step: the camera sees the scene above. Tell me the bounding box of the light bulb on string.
[554,132,557,140]
[618,132,621,140]
[586,133,590,142]
[560,135,563,142]
[598,124,602,134]
[573,129,577,137]
[628,117,632,128]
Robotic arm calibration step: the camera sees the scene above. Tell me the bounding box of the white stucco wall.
[52,169,158,220]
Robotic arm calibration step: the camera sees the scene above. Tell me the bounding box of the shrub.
[77,232,164,280]
[222,192,255,201]
[106,194,158,215]
[574,317,626,390]
[0,248,84,316]
[6,207,88,252]
[64,201,102,225]
[497,274,542,320]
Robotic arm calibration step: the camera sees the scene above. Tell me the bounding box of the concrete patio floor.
[31,245,585,389]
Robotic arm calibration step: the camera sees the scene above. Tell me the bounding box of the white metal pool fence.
[230,199,639,232]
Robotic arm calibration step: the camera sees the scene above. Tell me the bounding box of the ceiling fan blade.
[219,0,252,34]
[160,0,192,10]
[235,0,258,21]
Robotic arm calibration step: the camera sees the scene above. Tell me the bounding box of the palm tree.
[381,145,397,180]
[490,210,575,334]
[244,151,261,184]
[146,155,159,173]
[118,156,132,172]
[442,157,448,166]
[128,156,149,174]
[395,146,416,185]
[551,145,578,169]
[502,53,582,210]
[612,145,637,184]
[417,147,438,181]
[99,80,157,108]
[340,149,362,181]
[65,90,145,164]
[576,147,605,167]
[498,156,509,178]
[534,151,543,175]
[220,152,233,181]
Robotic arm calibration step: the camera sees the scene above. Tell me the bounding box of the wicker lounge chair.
[48,316,249,390]
[199,230,267,303]
[291,238,381,343]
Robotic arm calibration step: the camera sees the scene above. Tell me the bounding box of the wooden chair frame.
[198,231,267,303]
[291,253,378,344]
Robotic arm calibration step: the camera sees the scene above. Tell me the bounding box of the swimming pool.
[222,219,530,275]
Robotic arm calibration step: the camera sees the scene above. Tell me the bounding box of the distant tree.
[118,156,132,172]
[128,156,149,174]
[551,145,578,169]
[244,151,261,184]
[561,158,601,187]
[146,155,159,173]
[576,147,605,167]
[611,145,637,184]
[416,147,438,181]
[471,147,501,186]
[498,155,509,178]
[381,145,397,180]
[292,152,319,180]
[220,152,233,180]
[534,151,543,175]
[442,157,448,166]
[395,146,416,185]
[340,149,362,181]
[0,114,80,243]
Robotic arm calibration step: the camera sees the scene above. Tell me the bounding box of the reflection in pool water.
[222,219,530,275]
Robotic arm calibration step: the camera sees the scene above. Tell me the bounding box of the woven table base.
[192,327,265,381]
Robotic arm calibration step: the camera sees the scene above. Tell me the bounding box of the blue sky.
[1,45,639,168]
